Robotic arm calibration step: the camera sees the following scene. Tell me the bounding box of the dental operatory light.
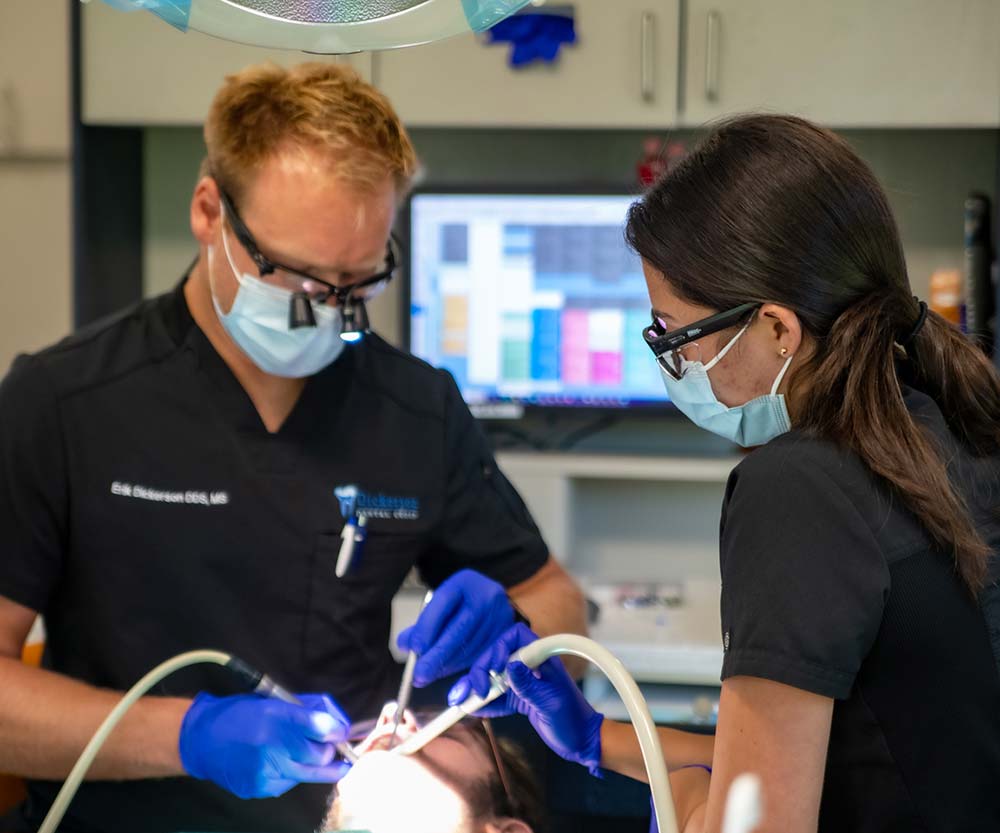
[86,0,536,53]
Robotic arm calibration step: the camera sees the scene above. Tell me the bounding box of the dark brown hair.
[426,722,547,833]
[626,114,1000,593]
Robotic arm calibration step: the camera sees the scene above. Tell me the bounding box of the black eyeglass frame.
[643,302,761,380]
[217,185,398,305]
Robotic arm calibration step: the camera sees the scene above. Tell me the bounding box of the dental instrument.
[388,589,435,749]
[335,513,368,578]
[393,633,682,833]
[36,650,354,833]
[393,668,511,757]
[225,656,358,763]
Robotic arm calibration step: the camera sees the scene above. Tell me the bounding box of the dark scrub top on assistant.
[0,280,549,833]
[719,386,1000,832]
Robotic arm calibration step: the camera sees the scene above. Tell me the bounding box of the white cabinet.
[681,0,1000,127]
[372,1,680,128]
[81,0,372,125]
[0,1,70,154]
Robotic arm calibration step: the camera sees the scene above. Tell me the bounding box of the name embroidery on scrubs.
[110,481,230,507]
[334,484,419,521]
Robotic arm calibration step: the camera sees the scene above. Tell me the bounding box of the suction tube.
[510,634,680,833]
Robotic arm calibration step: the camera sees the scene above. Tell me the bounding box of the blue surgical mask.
[209,225,345,378]
[660,322,794,447]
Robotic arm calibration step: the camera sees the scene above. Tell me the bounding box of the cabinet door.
[682,0,1000,127]
[0,1,70,154]
[82,1,370,125]
[374,0,680,128]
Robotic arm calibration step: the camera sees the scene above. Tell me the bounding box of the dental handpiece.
[227,657,359,764]
[391,668,511,757]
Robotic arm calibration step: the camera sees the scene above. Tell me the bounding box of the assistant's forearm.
[672,771,710,833]
[0,657,190,780]
[599,719,715,782]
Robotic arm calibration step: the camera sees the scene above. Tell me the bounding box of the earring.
[779,347,789,357]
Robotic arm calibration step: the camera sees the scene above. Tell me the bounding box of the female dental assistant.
[448,114,1000,832]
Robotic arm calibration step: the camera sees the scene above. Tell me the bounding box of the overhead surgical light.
[87,0,537,54]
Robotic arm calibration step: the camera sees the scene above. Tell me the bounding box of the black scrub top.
[719,386,1000,832]
[0,280,549,833]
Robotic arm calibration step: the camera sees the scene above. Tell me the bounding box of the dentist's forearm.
[0,657,189,780]
[508,557,589,678]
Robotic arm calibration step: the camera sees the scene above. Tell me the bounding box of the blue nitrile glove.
[179,692,351,799]
[488,13,577,67]
[397,569,515,687]
[447,623,604,776]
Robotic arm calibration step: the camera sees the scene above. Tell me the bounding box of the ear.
[190,175,222,247]
[483,820,533,833]
[758,303,803,358]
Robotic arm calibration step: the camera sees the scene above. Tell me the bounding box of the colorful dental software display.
[408,192,669,413]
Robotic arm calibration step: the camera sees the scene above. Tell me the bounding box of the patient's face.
[324,704,524,833]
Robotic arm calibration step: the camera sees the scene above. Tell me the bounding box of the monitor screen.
[406,190,670,415]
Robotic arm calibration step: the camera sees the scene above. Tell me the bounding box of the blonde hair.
[201,61,418,200]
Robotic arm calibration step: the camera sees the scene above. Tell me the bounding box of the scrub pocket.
[301,529,419,710]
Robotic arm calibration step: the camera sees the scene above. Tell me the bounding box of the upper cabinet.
[79,0,1000,128]
[371,1,680,128]
[0,0,70,154]
[680,0,1000,127]
[81,0,370,125]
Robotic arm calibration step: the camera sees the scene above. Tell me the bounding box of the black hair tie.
[900,299,928,347]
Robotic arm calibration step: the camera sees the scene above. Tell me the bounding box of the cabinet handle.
[705,10,721,103]
[640,11,656,103]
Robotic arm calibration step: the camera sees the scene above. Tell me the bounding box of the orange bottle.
[929,268,963,327]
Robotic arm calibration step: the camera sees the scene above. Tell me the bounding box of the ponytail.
[794,296,999,593]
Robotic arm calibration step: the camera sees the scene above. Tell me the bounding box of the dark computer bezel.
[398,183,678,419]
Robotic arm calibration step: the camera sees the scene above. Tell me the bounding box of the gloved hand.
[397,569,516,687]
[179,692,351,799]
[447,623,605,776]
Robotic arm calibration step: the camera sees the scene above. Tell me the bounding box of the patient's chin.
[323,750,471,833]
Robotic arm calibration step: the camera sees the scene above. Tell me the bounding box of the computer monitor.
[403,187,671,417]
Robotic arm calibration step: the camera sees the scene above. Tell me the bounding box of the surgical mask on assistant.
[209,221,345,378]
[660,321,794,447]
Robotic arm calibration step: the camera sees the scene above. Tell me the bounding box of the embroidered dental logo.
[334,484,420,521]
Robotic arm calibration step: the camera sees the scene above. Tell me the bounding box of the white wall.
[0,1,72,374]
[0,164,72,373]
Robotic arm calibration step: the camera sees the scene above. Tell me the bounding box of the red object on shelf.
[637,138,687,188]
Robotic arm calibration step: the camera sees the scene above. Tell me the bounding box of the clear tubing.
[510,635,680,833]
[37,649,232,833]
